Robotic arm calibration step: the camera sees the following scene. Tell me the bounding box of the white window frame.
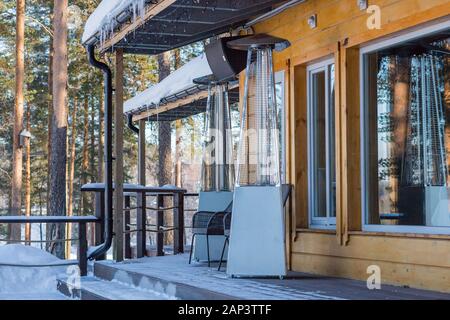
[307,58,336,229]
[275,70,287,184]
[360,19,450,235]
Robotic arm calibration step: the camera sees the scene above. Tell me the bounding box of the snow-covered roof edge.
[124,54,213,115]
[82,0,149,45]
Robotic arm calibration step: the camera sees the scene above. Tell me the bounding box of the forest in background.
[0,0,207,251]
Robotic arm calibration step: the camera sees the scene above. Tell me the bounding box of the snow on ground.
[0,244,70,299]
[82,0,146,44]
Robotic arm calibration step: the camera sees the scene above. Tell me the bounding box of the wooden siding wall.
[253,0,450,292]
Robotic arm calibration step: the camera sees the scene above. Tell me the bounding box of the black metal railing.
[0,215,100,276]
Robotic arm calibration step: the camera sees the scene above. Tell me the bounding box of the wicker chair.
[218,212,232,271]
[189,202,233,267]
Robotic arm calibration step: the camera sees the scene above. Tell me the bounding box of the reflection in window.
[364,32,450,228]
[309,61,336,226]
[275,72,286,183]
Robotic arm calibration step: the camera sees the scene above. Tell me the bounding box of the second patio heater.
[190,75,236,263]
[190,35,248,263]
[198,75,235,194]
[226,34,290,277]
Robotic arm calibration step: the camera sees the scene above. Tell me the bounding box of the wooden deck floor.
[93,254,450,300]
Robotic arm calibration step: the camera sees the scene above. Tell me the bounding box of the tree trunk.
[47,0,68,258]
[444,43,450,185]
[90,100,96,185]
[25,104,31,244]
[9,0,25,242]
[80,97,89,213]
[66,97,77,258]
[175,120,182,187]
[98,93,104,183]
[390,56,410,213]
[174,50,182,187]
[47,10,54,219]
[158,52,173,245]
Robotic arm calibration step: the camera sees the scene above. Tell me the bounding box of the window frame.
[360,19,450,235]
[307,57,336,229]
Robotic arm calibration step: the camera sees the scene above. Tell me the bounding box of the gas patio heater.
[226,34,290,277]
[189,75,236,263]
[189,37,247,264]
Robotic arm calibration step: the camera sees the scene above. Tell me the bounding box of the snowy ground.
[0,244,71,300]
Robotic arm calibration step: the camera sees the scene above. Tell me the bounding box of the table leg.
[173,192,184,254]
[157,194,164,256]
[136,191,146,258]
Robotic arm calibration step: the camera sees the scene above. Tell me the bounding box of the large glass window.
[308,59,336,227]
[362,26,450,233]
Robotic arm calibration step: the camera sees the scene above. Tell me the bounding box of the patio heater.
[226,34,290,277]
[190,37,247,263]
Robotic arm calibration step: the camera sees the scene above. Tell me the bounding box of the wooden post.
[114,49,124,262]
[157,194,164,256]
[138,120,146,186]
[78,222,87,276]
[173,192,184,254]
[136,191,146,258]
[137,120,146,258]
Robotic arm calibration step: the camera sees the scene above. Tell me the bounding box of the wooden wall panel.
[254,0,450,291]
[291,232,450,292]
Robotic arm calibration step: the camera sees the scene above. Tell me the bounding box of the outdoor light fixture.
[225,34,291,278]
[19,130,32,147]
[308,14,317,29]
[358,0,368,10]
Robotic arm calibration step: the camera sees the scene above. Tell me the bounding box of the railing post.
[78,222,88,276]
[136,191,146,258]
[173,192,184,254]
[124,195,131,259]
[157,194,164,256]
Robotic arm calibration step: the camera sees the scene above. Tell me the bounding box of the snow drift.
[0,244,71,295]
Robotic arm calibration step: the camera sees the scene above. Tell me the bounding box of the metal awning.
[84,0,289,55]
[140,87,240,122]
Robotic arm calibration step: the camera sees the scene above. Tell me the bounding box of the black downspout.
[86,45,113,260]
[127,113,140,134]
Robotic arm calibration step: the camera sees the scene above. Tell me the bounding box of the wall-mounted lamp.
[307,14,317,29]
[19,130,32,147]
[358,0,368,10]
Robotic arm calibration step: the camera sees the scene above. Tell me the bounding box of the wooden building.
[83,0,450,293]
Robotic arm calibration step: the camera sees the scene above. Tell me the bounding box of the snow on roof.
[82,0,146,44]
[124,53,213,114]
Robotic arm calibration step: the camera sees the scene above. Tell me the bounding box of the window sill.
[295,228,450,240]
[349,230,450,240]
[296,228,336,235]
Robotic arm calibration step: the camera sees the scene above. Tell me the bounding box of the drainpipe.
[127,113,140,134]
[86,45,113,260]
